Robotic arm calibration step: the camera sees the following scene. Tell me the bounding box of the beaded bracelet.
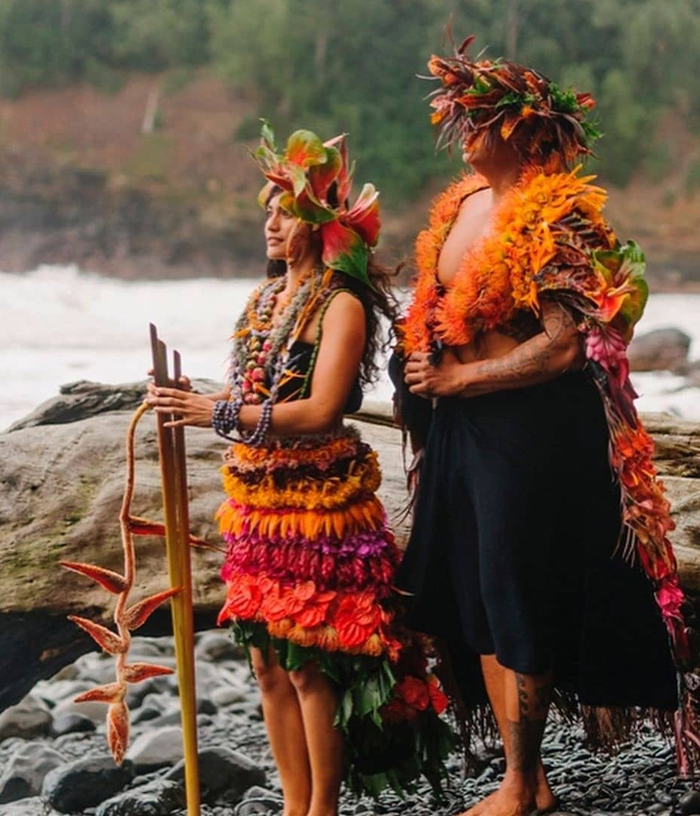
[241,397,273,447]
[212,397,243,442]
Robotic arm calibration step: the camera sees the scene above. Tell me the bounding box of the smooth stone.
[210,685,248,707]
[50,712,97,737]
[230,700,263,721]
[196,714,214,729]
[130,707,162,726]
[95,779,185,816]
[49,663,80,682]
[52,697,110,725]
[127,638,164,657]
[124,726,184,771]
[197,698,217,716]
[130,692,170,720]
[125,675,178,709]
[195,631,242,662]
[679,790,700,816]
[41,755,134,813]
[0,796,63,815]
[164,746,265,803]
[0,742,65,803]
[145,709,184,729]
[236,785,282,815]
[0,694,52,741]
[53,731,100,751]
[34,679,93,709]
[628,327,691,372]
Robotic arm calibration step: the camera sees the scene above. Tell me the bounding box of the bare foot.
[461,789,498,816]
[460,763,557,816]
[534,762,557,812]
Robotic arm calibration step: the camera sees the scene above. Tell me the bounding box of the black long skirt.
[394,371,677,715]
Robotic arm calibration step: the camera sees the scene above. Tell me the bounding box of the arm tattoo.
[508,672,551,773]
[470,303,579,392]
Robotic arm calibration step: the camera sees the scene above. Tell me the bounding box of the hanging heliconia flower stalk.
[59,402,214,764]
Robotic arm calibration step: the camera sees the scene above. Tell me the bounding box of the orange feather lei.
[403,165,613,353]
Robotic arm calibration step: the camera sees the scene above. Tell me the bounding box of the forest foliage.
[1,0,699,201]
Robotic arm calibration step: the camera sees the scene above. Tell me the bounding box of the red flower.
[282,581,317,617]
[333,592,381,649]
[259,577,289,622]
[427,674,449,715]
[295,590,337,629]
[395,676,430,711]
[217,574,262,625]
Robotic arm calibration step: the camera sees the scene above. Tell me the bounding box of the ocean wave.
[1,265,699,430]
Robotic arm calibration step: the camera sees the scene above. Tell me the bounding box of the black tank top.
[275,341,363,414]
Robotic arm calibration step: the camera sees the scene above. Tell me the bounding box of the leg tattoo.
[507,672,551,773]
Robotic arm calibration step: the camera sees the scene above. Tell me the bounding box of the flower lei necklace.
[230,265,327,404]
[212,266,335,446]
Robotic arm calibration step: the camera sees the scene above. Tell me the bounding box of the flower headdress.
[253,121,380,288]
[427,34,601,164]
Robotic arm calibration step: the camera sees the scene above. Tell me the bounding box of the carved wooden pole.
[150,324,201,815]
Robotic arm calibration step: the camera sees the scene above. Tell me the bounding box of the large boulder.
[628,327,692,372]
[0,381,698,715]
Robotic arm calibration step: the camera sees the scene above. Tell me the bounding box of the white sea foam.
[1,265,699,431]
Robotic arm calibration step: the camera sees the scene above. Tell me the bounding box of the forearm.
[456,332,583,397]
[239,398,339,437]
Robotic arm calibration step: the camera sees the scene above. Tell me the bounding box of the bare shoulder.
[322,290,365,335]
[324,290,365,320]
[297,289,364,344]
[455,187,492,223]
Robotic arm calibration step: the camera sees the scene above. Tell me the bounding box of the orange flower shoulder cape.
[402,166,697,768]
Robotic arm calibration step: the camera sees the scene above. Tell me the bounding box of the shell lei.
[403,165,700,774]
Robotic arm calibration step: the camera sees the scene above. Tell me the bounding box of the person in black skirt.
[390,35,696,816]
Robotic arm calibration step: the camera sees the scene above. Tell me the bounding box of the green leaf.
[259,118,276,150]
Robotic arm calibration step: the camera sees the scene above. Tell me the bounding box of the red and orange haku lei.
[403,166,689,695]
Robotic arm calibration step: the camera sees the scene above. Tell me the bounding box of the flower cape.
[426,34,599,163]
[252,121,380,288]
[401,165,699,771]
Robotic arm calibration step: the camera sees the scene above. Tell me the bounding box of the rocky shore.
[0,629,698,816]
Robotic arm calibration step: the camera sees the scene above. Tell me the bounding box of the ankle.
[502,768,538,795]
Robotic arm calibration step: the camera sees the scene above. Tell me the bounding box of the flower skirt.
[216,426,454,797]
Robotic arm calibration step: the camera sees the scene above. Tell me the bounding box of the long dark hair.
[267,255,398,388]
[265,189,399,388]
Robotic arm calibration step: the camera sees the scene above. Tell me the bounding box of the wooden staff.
[149,323,201,815]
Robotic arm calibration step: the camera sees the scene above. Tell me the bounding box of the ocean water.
[1,264,699,432]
